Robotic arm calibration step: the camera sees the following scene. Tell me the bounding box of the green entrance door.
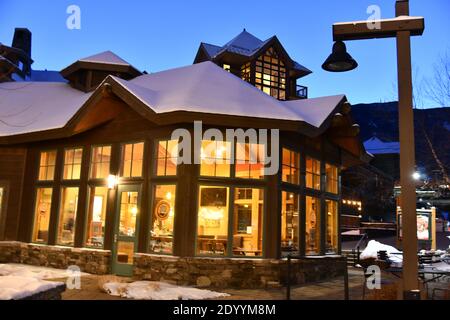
[111,184,141,276]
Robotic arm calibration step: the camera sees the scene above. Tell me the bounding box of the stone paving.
[51,267,449,300]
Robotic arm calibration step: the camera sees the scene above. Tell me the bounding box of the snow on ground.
[0,263,88,279]
[104,281,230,300]
[0,275,63,300]
[360,240,403,266]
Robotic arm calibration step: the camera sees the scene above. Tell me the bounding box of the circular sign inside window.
[155,200,171,221]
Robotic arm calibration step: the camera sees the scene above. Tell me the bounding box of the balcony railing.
[296,85,308,99]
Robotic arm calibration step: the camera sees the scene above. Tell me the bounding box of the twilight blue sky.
[0,0,449,107]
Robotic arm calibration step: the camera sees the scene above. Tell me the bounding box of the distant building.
[0,28,66,83]
[364,136,400,181]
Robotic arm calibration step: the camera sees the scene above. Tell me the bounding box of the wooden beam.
[333,16,424,41]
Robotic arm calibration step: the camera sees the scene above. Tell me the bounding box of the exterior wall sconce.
[107,174,119,189]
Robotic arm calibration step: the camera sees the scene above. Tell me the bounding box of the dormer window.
[255,47,286,100]
[223,64,231,72]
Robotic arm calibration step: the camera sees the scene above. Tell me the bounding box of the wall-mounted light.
[412,172,421,180]
[107,174,118,189]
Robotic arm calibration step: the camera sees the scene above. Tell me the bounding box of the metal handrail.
[353,233,368,267]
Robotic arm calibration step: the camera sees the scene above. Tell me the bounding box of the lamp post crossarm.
[333,16,424,41]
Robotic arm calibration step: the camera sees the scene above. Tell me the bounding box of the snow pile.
[360,240,403,266]
[0,276,63,300]
[103,281,229,300]
[0,263,86,279]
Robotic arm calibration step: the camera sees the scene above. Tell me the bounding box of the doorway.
[111,184,141,276]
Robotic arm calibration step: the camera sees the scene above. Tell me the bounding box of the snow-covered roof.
[0,62,344,138]
[363,136,400,154]
[78,50,132,66]
[0,82,89,136]
[200,30,311,75]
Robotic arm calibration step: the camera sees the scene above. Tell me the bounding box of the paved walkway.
[55,268,365,300]
[52,267,449,300]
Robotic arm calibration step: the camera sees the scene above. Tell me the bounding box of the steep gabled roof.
[195,30,312,76]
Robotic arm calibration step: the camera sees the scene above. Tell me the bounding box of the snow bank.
[0,263,87,280]
[360,240,402,262]
[0,276,63,300]
[104,281,229,300]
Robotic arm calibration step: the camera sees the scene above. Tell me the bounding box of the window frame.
[37,149,58,182]
[120,141,145,179]
[194,182,266,259]
[62,146,84,181]
[89,144,112,180]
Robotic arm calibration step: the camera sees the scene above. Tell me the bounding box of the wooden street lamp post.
[322,0,425,299]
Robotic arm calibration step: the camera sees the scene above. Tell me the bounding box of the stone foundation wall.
[134,254,347,289]
[0,242,346,288]
[0,241,110,274]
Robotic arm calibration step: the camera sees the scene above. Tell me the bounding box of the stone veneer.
[133,253,347,289]
[0,242,346,288]
[0,241,110,274]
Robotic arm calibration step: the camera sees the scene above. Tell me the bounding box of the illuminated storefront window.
[197,186,229,255]
[63,148,83,180]
[281,191,299,256]
[85,187,108,248]
[306,196,321,255]
[118,191,138,237]
[38,150,57,181]
[255,47,286,100]
[121,142,144,178]
[155,140,178,176]
[326,200,338,253]
[32,188,53,243]
[150,185,176,254]
[282,148,300,184]
[57,187,79,246]
[306,157,321,190]
[232,188,264,256]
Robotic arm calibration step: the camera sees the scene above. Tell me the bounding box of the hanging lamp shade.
[322,41,358,72]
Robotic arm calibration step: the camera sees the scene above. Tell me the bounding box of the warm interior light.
[165,192,172,200]
[107,175,118,189]
[131,206,138,216]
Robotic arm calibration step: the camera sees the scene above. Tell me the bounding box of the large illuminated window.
[197,186,229,256]
[85,187,108,248]
[90,146,111,179]
[57,187,79,246]
[326,163,338,194]
[306,157,321,190]
[121,142,144,178]
[235,143,265,179]
[282,148,300,185]
[255,47,286,100]
[63,148,83,180]
[38,150,57,181]
[306,196,321,255]
[241,62,251,82]
[150,185,176,254]
[32,188,53,243]
[281,191,299,256]
[232,188,264,256]
[200,140,231,177]
[326,200,338,253]
[155,140,178,176]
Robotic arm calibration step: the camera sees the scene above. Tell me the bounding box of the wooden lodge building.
[0,29,369,287]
